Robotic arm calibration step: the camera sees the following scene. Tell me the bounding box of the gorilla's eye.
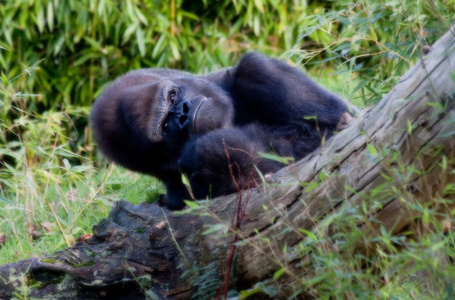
[168,91,176,104]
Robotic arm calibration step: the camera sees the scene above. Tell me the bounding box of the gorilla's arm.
[163,176,192,210]
[177,123,322,200]
[206,53,352,132]
[178,126,280,200]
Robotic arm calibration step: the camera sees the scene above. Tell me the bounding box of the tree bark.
[2,27,455,300]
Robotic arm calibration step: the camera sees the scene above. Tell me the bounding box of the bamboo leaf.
[367,144,378,156]
[1,72,9,87]
[47,1,54,32]
[0,195,13,205]
[273,268,286,280]
[136,27,146,57]
[122,24,137,44]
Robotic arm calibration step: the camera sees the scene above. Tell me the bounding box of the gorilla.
[91,53,354,209]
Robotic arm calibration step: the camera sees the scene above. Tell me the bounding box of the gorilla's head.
[91,69,234,176]
[146,76,234,144]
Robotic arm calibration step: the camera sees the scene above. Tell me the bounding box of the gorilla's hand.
[178,126,284,200]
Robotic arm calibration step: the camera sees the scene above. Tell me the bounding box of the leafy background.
[1,0,455,298]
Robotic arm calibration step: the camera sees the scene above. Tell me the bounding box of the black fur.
[91,53,353,209]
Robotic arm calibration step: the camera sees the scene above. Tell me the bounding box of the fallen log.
[1,26,455,299]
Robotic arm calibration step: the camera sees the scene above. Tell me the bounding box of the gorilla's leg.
[230,52,353,131]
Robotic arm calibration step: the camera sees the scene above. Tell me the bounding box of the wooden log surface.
[1,26,455,299]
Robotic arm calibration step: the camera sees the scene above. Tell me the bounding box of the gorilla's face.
[103,71,234,156]
[147,77,234,145]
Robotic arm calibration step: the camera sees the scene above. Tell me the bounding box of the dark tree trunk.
[2,27,455,300]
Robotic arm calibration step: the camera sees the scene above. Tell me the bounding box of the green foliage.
[289,0,455,106]
[0,0,305,110]
[0,69,162,263]
[190,262,221,300]
[282,186,455,299]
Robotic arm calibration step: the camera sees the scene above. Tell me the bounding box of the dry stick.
[218,139,252,299]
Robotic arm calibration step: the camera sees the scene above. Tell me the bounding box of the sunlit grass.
[0,161,163,264]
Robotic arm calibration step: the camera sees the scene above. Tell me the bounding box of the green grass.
[0,162,163,265]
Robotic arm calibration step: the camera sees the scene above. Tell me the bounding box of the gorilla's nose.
[177,100,191,128]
